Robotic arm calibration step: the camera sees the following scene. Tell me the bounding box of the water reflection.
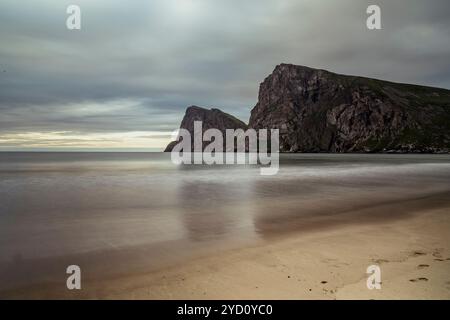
[1,152,450,292]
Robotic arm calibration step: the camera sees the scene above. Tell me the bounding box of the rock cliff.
[249,64,450,152]
[164,106,248,152]
[166,64,450,153]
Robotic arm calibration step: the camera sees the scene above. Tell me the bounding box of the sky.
[1,0,449,151]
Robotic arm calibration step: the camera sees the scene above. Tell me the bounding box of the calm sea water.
[0,152,449,291]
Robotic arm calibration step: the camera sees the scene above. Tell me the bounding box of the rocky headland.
[166,64,450,153]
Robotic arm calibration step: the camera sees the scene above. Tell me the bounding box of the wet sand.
[2,191,450,299]
[1,153,450,299]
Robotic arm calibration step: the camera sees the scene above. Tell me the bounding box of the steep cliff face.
[164,106,247,152]
[249,64,450,152]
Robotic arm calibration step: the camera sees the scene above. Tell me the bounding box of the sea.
[0,152,449,293]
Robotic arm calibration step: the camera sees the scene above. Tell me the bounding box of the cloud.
[0,130,173,149]
[0,0,449,149]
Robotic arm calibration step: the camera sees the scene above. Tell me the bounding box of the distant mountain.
[166,64,450,153]
[164,106,247,152]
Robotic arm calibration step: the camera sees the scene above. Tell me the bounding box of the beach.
[0,153,449,299]
[117,197,449,300]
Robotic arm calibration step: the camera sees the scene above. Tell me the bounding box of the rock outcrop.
[164,106,248,152]
[249,64,450,152]
[166,64,450,153]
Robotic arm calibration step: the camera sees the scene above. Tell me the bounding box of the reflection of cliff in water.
[176,179,255,242]
[251,166,450,240]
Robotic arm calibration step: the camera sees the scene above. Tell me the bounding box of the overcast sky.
[1,0,449,150]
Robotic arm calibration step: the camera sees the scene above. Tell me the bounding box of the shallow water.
[0,152,449,292]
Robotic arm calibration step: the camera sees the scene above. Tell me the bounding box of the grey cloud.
[0,0,449,147]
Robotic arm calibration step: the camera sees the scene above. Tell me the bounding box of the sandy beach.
[1,153,450,299]
[99,196,450,300]
[3,191,450,300]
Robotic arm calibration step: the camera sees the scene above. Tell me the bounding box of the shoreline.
[2,193,450,299]
[109,204,450,300]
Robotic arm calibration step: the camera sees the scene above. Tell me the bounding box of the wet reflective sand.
[0,152,449,295]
